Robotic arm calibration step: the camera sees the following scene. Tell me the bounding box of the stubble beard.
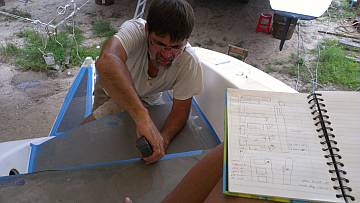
[149,51,173,69]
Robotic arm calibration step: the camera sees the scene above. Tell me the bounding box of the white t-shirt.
[114,18,203,103]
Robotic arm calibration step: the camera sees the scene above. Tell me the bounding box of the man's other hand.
[137,116,165,164]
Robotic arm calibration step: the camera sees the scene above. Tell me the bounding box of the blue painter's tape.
[191,99,221,144]
[84,66,93,118]
[0,174,16,180]
[0,175,25,186]
[28,143,40,173]
[49,67,86,136]
[61,157,142,171]
[160,150,203,161]
[164,90,173,103]
[53,132,66,137]
[56,150,204,172]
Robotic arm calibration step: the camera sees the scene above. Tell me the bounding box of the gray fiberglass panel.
[57,72,88,133]
[0,153,204,203]
[32,104,218,172]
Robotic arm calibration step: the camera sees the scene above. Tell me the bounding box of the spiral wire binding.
[307,93,355,202]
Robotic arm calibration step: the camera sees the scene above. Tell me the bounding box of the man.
[83,0,203,164]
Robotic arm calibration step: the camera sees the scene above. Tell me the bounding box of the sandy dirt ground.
[0,0,352,142]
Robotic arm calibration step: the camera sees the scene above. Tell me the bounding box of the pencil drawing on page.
[229,94,306,185]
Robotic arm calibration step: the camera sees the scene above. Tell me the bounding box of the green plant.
[265,63,277,72]
[91,19,117,38]
[282,65,298,77]
[0,43,20,58]
[3,29,100,71]
[274,60,285,66]
[297,58,305,66]
[317,39,360,90]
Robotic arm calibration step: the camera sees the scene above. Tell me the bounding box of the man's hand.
[136,115,165,164]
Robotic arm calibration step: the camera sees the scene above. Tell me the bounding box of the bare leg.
[163,143,268,203]
[80,80,112,125]
[93,79,111,111]
[81,99,122,125]
[162,143,224,203]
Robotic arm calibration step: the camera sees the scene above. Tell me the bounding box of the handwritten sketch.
[229,158,294,185]
[282,158,293,185]
[238,95,271,105]
[251,159,273,183]
[227,90,336,197]
[230,94,309,154]
[228,93,308,187]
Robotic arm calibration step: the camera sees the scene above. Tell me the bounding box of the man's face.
[148,33,187,68]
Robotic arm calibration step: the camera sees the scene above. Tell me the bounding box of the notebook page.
[227,89,341,202]
[319,91,360,202]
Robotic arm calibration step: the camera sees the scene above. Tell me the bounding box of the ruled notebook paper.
[319,91,360,202]
[226,89,341,202]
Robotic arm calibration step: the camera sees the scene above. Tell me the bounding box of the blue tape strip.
[61,157,142,171]
[0,174,25,186]
[84,66,93,118]
[0,174,20,181]
[191,99,221,144]
[49,67,86,136]
[57,150,204,172]
[28,143,40,173]
[53,132,65,137]
[164,90,173,103]
[160,150,203,161]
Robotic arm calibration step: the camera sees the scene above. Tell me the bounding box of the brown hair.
[146,0,195,42]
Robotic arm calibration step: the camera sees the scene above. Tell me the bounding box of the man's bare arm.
[96,37,165,163]
[159,97,192,149]
[96,37,145,119]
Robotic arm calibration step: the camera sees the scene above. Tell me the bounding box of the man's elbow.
[95,52,111,73]
[95,36,126,72]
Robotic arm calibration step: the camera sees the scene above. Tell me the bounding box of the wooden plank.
[318,30,360,40]
[339,39,360,49]
[346,56,360,63]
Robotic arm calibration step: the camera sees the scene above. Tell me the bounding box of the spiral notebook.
[223,88,359,203]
